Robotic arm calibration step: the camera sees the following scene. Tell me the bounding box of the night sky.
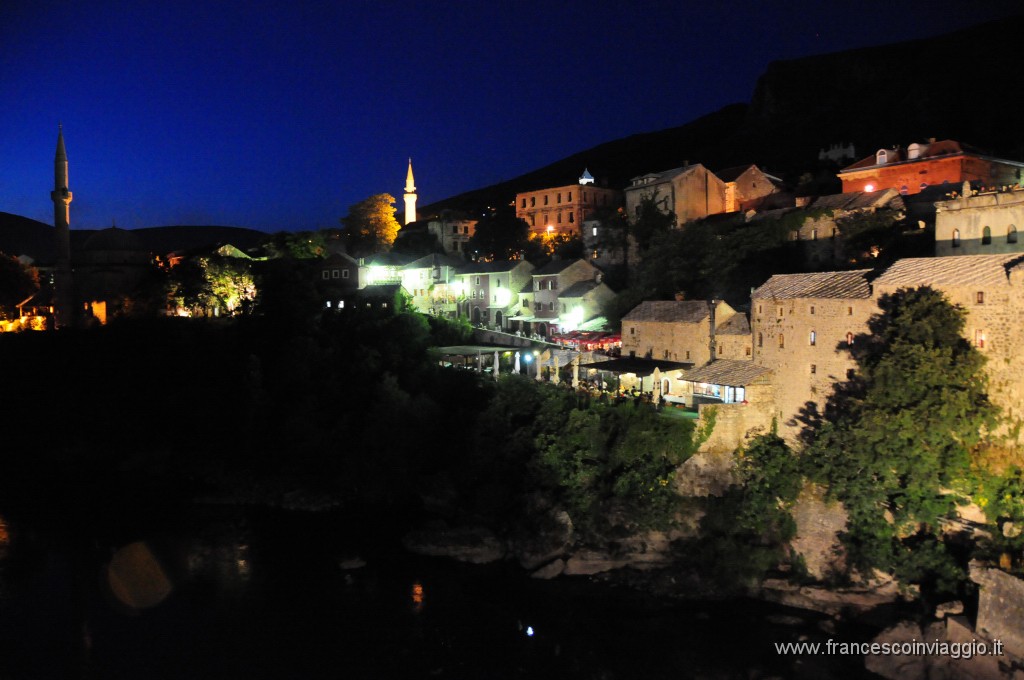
[2,1,1021,233]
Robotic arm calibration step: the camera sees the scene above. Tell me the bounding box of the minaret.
[50,124,74,328]
[403,158,417,226]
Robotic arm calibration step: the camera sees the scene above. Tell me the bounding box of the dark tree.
[0,253,39,315]
[466,206,529,261]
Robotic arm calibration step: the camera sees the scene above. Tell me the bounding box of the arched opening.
[952,229,961,247]
[472,307,481,325]
[537,323,547,337]
[982,226,992,245]
[1009,225,1018,244]
[495,310,503,328]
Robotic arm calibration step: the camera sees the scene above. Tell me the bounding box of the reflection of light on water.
[411,581,424,614]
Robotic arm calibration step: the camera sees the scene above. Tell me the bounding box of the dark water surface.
[0,506,876,679]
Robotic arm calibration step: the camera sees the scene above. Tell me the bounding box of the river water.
[0,506,878,679]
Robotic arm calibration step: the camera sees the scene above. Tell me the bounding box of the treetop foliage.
[342,193,402,255]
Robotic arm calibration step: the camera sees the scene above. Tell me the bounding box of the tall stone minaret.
[50,124,74,328]
[403,158,417,225]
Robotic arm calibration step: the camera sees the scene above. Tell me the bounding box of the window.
[535,302,541,311]
[331,269,339,279]
[778,306,783,317]
[463,226,469,234]
[630,327,635,335]
[920,182,928,191]
[592,227,598,237]
[685,350,690,360]
[745,346,751,356]
[530,215,536,226]
[982,226,992,245]
[809,331,816,346]
[342,270,349,279]
[592,250,599,259]
[810,228,817,241]
[757,305,762,314]
[810,364,817,374]
[452,225,458,234]
[557,193,562,204]
[325,301,331,308]
[557,213,562,223]
[568,213,574,223]
[952,229,961,247]
[810,305,815,315]
[321,271,329,280]
[548,302,554,311]
[479,289,484,299]
[846,332,854,346]
[779,334,785,349]
[1009,225,1018,244]
[530,197,535,207]
[521,199,526,208]
[475,276,481,285]
[718,344,723,355]
[900,185,909,195]
[338,300,344,309]
[567,192,572,201]
[757,332,763,348]
[847,306,853,316]
[543,195,548,206]
[977,291,985,304]
[976,329,986,348]
[493,294,497,303]
[471,290,477,299]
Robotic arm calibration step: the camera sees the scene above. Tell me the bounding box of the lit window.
[592,227,598,237]
[810,228,817,240]
[325,301,332,308]
[471,290,476,299]
[976,330,986,348]
[339,300,344,309]
[846,332,854,345]
[809,331,816,346]
[865,184,875,192]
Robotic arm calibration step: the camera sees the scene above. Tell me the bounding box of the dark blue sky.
[2,1,1020,232]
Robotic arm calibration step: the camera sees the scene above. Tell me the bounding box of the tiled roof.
[622,300,712,324]
[457,260,531,275]
[716,312,750,335]
[627,164,698,186]
[680,360,771,387]
[402,253,464,270]
[873,254,1024,289]
[533,258,582,275]
[752,270,873,300]
[559,280,600,299]
[839,140,1013,173]
[808,190,904,212]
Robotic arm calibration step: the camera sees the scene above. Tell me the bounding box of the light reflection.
[411,580,425,614]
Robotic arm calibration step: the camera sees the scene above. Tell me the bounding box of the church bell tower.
[403,158,417,226]
[50,124,74,328]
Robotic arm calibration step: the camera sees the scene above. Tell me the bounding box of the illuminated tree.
[0,253,40,318]
[342,194,402,255]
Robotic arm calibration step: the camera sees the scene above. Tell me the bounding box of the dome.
[82,227,146,252]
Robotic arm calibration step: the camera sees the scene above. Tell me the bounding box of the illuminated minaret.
[403,158,417,225]
[50,124,74,328]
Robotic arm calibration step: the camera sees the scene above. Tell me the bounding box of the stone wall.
[696,380,775,454]
[752,296,877,441]
[935,188,1024,257]
[970,562,1024,658]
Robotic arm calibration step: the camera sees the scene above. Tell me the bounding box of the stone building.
[515,171,622,238]
[621,299,740,366]
[838,139,1024,196]
[624,164,727,226]
[872,254,1024,437]
[715,311,752,361]
[426,209,477,258]
[714,164,783,213]
[751,270,877,438]
[399,253,464,317]
[455,259,535,329]
[934,186,1024,256]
